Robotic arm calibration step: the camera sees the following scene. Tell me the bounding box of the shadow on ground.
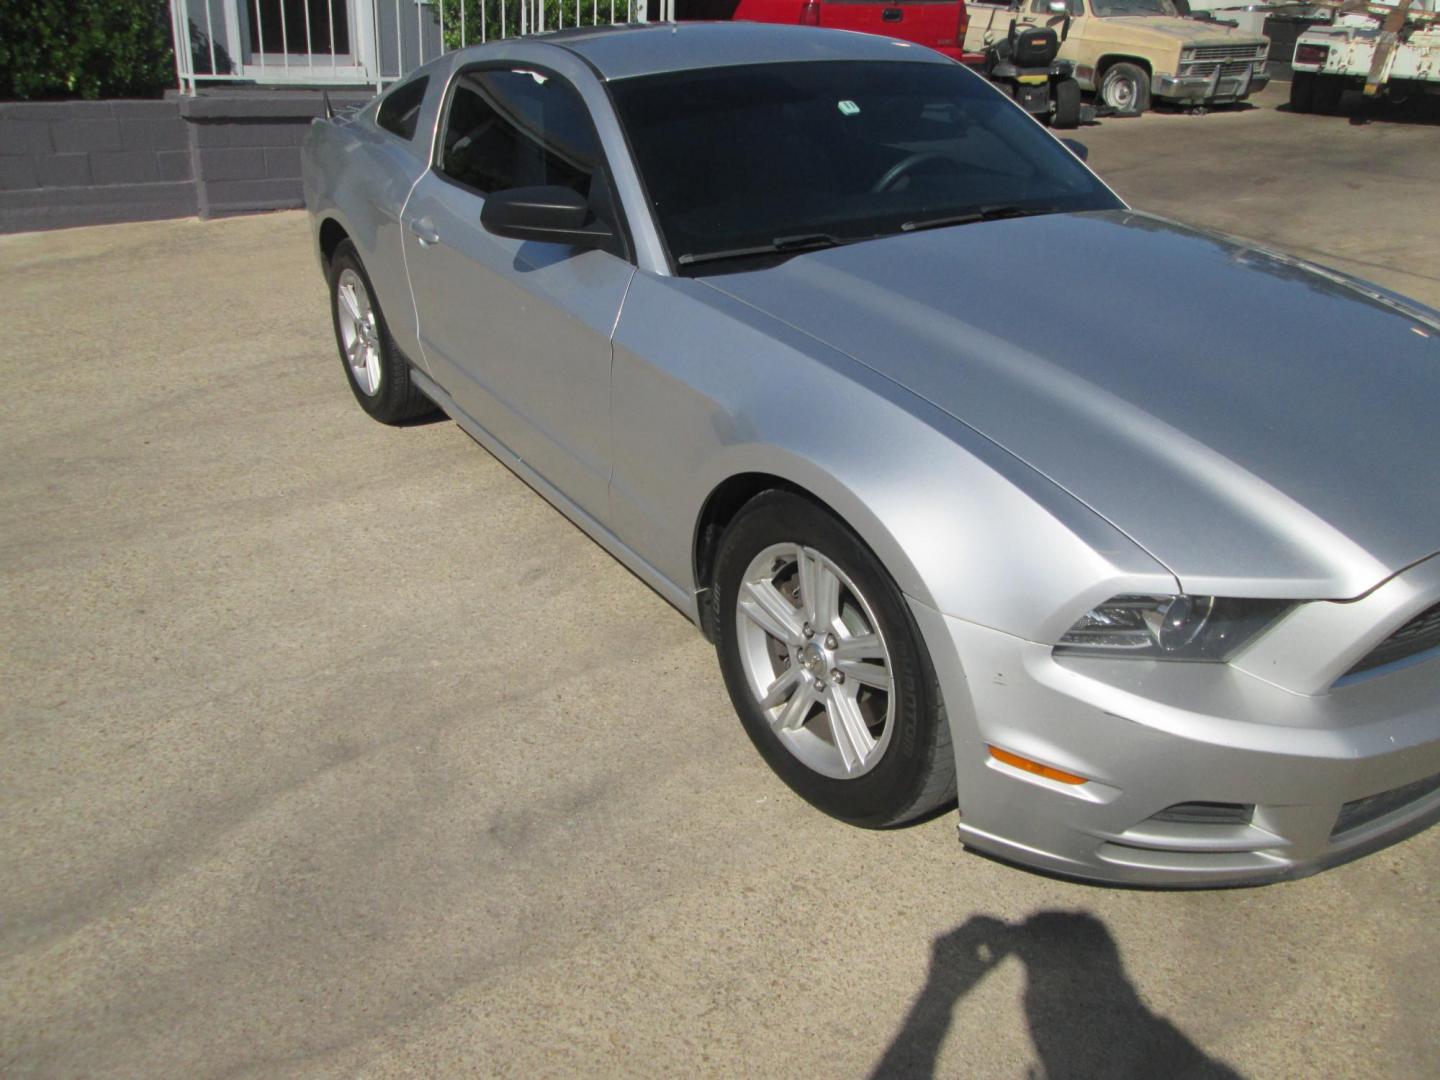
[1276,92,1440,127]
[870,911,1243,1079]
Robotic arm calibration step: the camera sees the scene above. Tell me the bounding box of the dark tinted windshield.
[610,61,1120,268]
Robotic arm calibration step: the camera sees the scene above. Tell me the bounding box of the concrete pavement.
[2,82,1438,1078]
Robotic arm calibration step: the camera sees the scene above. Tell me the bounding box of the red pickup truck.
[664,0,982,64]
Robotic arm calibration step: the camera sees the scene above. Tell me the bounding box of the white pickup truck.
[1290,0,1440,111]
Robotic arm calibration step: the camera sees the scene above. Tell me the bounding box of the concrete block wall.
[0,91,373,233]
[178,92,369,220]
[0,101,196,232]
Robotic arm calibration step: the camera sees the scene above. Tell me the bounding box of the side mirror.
[479,185,612,247]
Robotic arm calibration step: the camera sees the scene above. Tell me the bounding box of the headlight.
[1055,595,1293,661]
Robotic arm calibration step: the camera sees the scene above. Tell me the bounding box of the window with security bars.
[247,0,352,59]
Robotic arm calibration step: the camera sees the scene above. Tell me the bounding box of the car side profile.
[303,23,1440,887]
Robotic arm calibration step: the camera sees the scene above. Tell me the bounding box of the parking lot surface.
[3,82,1438,1078]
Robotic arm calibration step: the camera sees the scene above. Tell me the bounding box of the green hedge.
[0,0,175,100]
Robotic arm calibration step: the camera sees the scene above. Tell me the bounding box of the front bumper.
[1154,66,1270,103]
[911,565,1440,888]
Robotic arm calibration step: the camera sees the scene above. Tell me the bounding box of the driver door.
[401,64,634,521]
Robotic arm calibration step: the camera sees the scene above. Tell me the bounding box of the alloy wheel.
[336,268,382,397]
[733,543,895,779]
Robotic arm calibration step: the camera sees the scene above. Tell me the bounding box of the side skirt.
[409,368,702,629]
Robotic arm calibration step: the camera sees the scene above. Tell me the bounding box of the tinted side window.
[377,76,429,141]
[439,68,600,199]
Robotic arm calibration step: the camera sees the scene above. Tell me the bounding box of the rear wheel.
[1099,62,1151,115]
[328,240,436,425]
[1289,71,1317,113]
[1052,78,1082,128]
[713,491,956,828]
[1313,74,1345,115]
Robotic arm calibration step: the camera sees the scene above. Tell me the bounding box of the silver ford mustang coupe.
[302,22,1440,886]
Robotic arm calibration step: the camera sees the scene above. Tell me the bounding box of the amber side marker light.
[989,746,1089,785]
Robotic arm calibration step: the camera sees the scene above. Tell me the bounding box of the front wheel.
[1099,62,1151,115]
[712,491,956,828]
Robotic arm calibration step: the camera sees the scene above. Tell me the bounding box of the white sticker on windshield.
[837,100,860,116]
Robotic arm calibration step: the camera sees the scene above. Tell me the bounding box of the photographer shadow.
[870,911,1243,1080]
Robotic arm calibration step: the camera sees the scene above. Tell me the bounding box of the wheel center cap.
[801,642,827,675]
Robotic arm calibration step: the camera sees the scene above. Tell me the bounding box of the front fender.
[609,272,1176,644]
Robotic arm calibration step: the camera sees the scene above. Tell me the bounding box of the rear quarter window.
[377,76,429,141]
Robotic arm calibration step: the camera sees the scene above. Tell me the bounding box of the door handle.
[882,7,902,19]
[410,218,440,247]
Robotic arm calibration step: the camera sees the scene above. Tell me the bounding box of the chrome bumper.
[1154,65,1269,102]
[912,555,1440,888]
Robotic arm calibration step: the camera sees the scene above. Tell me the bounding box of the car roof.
[521,22,952,81]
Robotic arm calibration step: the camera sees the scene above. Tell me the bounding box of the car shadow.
[869,911,1244,1079]
[396,407,449,428]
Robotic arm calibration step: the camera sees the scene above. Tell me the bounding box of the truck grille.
[1188,44,1266,62]
[1182,60,1260,78]
[1331,772,1440,838]
[1344,601,1440,678]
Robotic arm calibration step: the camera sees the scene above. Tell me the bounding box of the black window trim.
[431,59,635,265]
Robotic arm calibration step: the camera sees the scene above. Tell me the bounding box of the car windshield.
[609,60,1122,271]
[1090,0,1179,16]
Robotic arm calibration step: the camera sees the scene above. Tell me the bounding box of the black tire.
[1289,70,1317,113]
[712,490,957,828]
[1313,74,1345,115]
[328,239,437,425]
[1099,61,1151,115]
[1052,78,1082,128]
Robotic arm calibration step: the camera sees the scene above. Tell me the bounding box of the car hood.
[700,210,1440,599]
[1091,16,1264,44]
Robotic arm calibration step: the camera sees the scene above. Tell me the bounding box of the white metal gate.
[169,0,674,94]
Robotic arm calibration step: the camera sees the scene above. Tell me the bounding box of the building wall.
[180,92,372,220]
[0,91,372,234]
[0,101,196,232]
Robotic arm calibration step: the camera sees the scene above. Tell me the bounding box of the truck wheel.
[1099,62,1151,115]
[1289,71,1316,113]
[1314,74,1345,115]
[1052,78,1082,128]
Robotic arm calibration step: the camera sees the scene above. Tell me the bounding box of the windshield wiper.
[900,205,1060,233]
[676,233,845,267]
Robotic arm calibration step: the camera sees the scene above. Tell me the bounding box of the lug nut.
[832,669,844,684]
[803,623,814,638]
[825,633,838,649]
[815,679,826,691]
